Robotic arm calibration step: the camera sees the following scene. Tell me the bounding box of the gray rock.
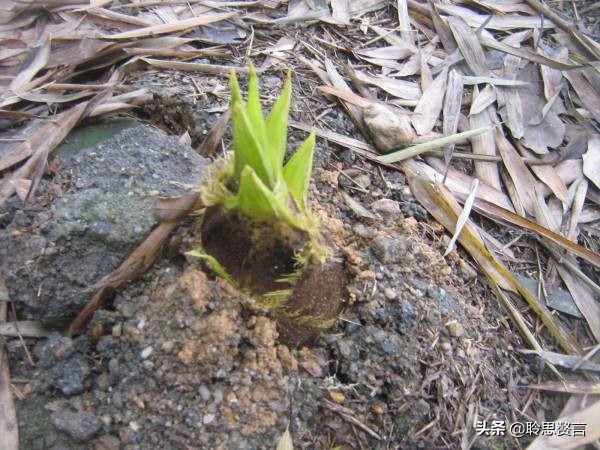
[51,410,102,442]
[371,234,410,264]
[363,103,415,153]
[393,399,430,434]
[34,333,74,368]
[51,356,89,396]
[2,120,208,322]
[371,199,401,219]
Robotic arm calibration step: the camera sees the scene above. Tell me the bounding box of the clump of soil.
[200,204,345,347]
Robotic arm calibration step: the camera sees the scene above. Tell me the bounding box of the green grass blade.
[186,250,234,283]
[283,131,315,209]
[229,69,243,106]
[231,101,273,187]
[265,71,292,176]
[231,166,297,225]
[246,63,267,151]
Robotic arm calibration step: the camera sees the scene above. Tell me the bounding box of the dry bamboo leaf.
[527,399,600,450]
[425,156,515,211]
[317,85,373,108]
[331,0,350,25]
[517,63,566,154]
[86,7,157,26]
[468,0,535,14]
[0,277,18,450]
[436,3,554,30]
[8,37,51,94]
[356,45,414,61]
[46,38,113,69]
[342,191,377,220]
[404,161,581,355]
[419,54,432,90]
[526,381,600,395]
[442,69,463,163]
[324,59,366,134]
[470,88,501,191]
[88,102,136,117]
[518,145,568,203]
[564,70,600,123]
[348,0,386,15]
[102,12,236,39]
[520,349,600,371]
[369,24,416,49]
[525,0,600,61]
[481,37,580,71]
[565,179,587,241]
[196,109,231,158]
[579,207,600,223]
[462,76,528,87]
[17,90,94,104]
[0,102,87,205]
[501,166,525,217]
[495,127,539,216]
[396,48,424,77]
[411,67,448,135]
[397,0,412,44]
[430,3,456,53]
[360,57,404,70]
[141,58,245,76]
[353,70,421,100]
[469,84,495,115]
[470,198,600,268]
[290,120,374,154]
[178,130,192,146]
[152,191,202,223]
[447,16,490,76]
[276,427,294,450]
[0,320,50,338]
[556,264,600,343]
[555,159,583,190]
[498,55,524,139]
[583,137,600,189]
[11,178,31,202]
[539,47,567,100]
[527,87,563,126]
[444,179,478,256]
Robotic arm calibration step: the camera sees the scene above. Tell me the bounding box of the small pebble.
[111,323,122,337]
[384,288,397,300]
[446,322,464,337]
[161,341,174,353]
[354,174,372,189]
[371,199,401,219]
[203,414,215,425]
[140,347,153,359]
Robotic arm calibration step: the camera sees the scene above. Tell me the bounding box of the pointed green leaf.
[265,71,292,175]
[231,101,273,187]
[185,250,234,283]
[229,69,243,106]
[229,166,297,225]
[283,131,315,209]
[246,63,267,150]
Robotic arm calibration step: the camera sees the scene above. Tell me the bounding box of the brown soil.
[199,205,346,346]
[200,205,308,295]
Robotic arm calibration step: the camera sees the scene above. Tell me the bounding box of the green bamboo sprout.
[190,64,331,286]
[191,65,345,346]
[201,64,319,235]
